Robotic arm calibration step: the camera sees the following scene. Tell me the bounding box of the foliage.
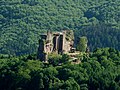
[0,48,120,89]
[0,0,120,55]
[77,36,88,52]
[48,53,62,66]
[61,54,70,64]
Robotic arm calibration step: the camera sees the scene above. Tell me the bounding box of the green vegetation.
[0,1,120,89]
[0,0,120,55]
[0,48,120,90]
[77,36,88,52]
[48,53,62,66]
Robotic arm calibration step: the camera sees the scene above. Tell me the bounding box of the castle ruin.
[37,30,75,62]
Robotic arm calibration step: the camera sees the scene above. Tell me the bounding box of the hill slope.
[0,0,120,55]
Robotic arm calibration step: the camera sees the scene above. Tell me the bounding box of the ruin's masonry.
[37,30,75,62]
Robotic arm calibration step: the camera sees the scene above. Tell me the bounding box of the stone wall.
[37,30,74,62]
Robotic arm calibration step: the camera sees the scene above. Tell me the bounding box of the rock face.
[37,30,74,62]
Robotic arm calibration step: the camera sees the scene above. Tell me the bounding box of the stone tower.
[37,30,74,62]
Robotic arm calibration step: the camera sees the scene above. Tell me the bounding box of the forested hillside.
[0,0,120,55]
[0,48,120,90]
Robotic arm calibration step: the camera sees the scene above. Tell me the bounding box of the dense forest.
[0,0,120,55]
[0,0,120,89]
[0,48,120,90]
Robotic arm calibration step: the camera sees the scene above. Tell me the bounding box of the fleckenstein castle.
[37,30,88,62]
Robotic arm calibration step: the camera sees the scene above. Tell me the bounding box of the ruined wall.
[63,30,74,53]
[37,39,48,61]
[37,30,74,61]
